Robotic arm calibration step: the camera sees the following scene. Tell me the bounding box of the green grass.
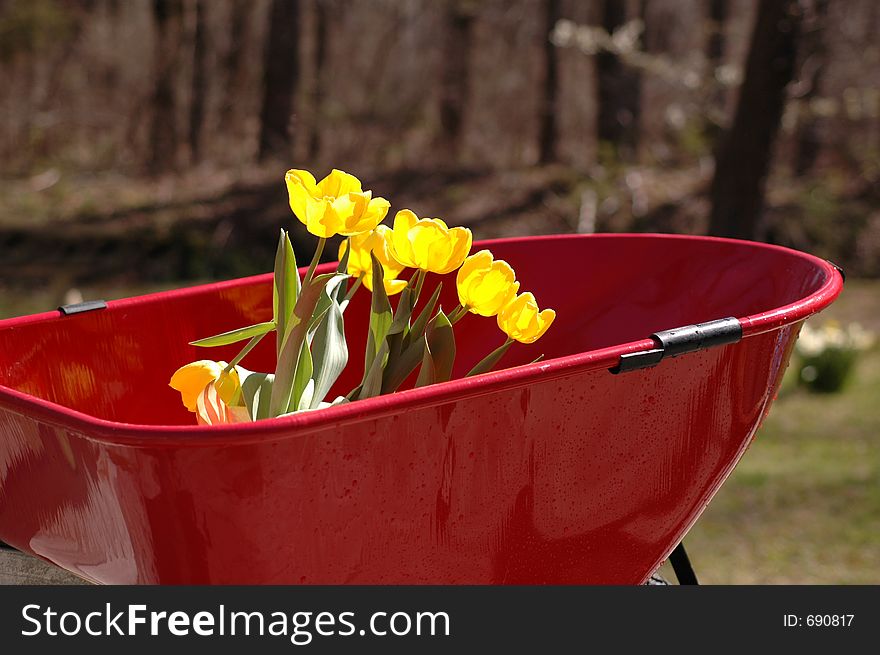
[662,281,880,584]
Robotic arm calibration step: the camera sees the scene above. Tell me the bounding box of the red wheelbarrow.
[0,234,842,584]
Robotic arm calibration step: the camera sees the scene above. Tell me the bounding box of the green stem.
[449,304,469,324]
[303,237,327,286]
[412,269,427,307]
[224,331,268,372]
[466,337,514,377]
[344,274,364,304]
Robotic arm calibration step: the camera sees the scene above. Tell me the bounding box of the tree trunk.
[188,0,207,163]
[258,0,301,161]
[706,0,728,104]
[708,0,803,240]
[707,0,728,64]
[438,0,475,163]
[703,0,729,143]
[595,0,643,159]
[220,0,252,128]
[793,0,829,176]
[148,0,184,174]
[538,0,561,164]
[309,0,328,160]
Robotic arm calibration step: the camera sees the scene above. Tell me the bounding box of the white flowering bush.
[795,320,874,393]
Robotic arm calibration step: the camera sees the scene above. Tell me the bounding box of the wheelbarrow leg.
[669,541,699,585]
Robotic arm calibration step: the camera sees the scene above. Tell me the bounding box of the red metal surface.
[0,234,842,584]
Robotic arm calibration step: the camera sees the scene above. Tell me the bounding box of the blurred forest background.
[2,0,880,292]
[0,0,877,583]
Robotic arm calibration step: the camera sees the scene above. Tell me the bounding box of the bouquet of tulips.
[169,169,556,425]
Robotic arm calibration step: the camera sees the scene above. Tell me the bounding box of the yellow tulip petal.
[286,169,319,194]
[390,210,419,268]
[373,229,405,278]
[361,196,391,230]
[497,292,555,344]
[215,366,242,406]
[470,274,518,316]
[342,192,371,235]
[317,169,362,198]
[330,193,359,232]
[457,253,518,315]
[337,191,386,236]
[343,227,407,293]
[457,250,493,288]
[384,278,407,296]
[170,360,222,412]
[289,187,315,227]
[395,208,419,231]
[409,221,445,270]
[436,226,472,274]
[388,210,472,274]
[362,267,405,294]
[305,198,338,238]
[535,309,556,338]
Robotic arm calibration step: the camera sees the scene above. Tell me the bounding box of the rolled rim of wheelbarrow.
[0,233,844,445]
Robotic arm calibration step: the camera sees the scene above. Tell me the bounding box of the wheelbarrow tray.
[0,234,842,584]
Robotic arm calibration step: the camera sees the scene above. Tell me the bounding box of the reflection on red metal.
[0,234,843,584]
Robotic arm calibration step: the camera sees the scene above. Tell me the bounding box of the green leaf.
[289,339,313,412]
[382,282,442,387]
[363,253,392,376]
[425,310,456,383]
[308,282,348,408]
[190,321,275,348]
[274,229,299,354]
[380,307,456,393]
[269,271,348,416]
[385,285,414,364]
[346,383,363,401]
[239,368,274,421]
[297,379,315,411]
[308,272,347,339]
[403,282,443,350]
[466,339,514,377]
[380,335,426,394]
[359,340,389,400]
[415,334,435,388]
[388,286,414,337]
[337,238,350,274]
[277,395,348,418]
[310,254,351,335]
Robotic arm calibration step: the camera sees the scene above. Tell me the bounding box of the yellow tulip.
[286,168,390,238]
[338,226,407,296]
[169,360,241,412]
[388,209,472,274]
[456,249,520,317]
[497,292,556,344]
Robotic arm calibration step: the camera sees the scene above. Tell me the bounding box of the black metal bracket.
[610,317,742,374]
[58,300,107,316]
[669,541,699,585]
[827,260,846,283]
